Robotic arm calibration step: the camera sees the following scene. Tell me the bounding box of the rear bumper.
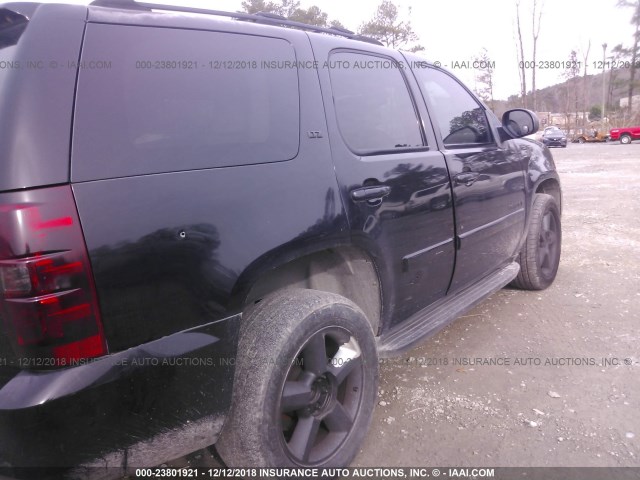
[0,314,239,478]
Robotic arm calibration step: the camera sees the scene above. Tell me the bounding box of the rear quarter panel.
[0,3,86,191]
[71,21,348,352]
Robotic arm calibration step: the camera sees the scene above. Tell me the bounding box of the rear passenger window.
[414,67,492,147]
[328,51,424,153]
[0,8,28,50]
[72,25,299,181]
[0,9,29,91]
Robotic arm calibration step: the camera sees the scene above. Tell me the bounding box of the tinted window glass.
[0,9,28,92]
[414,67,491,147]
[0,9,28,50]
[328,52,423,153]
[73,25,299,181]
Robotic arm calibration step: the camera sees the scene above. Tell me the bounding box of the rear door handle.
[350,185,391,203]
[454,172,480,185]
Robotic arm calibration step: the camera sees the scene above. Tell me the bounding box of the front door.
[411,64,526,292]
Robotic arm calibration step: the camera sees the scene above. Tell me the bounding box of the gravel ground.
[352,142,640,468]
[170,142,640,471]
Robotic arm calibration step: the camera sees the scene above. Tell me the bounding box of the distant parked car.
[609,126,640,144]
[541,126,567,148]
[572,129,608,143]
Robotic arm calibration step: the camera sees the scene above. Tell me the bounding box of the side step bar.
[377,262,520,357]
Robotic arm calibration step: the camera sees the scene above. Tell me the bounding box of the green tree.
[359,1,424,51]
[563,50,580,133]
[279,0,301,17]
[289,6,328,27]
[530,0,544,111]
[617,0,640,111]
[589,105,602,121]
[240,0,281,14]
[241,0,341,29]
[514,0,527,108]
[329,19,347,30]
[581,40,591,130]
[608,44,628,111]
[474,48,495,111]
[240,0,299,17]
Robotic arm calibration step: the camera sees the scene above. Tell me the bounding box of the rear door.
[309,36,456,327]
[409,63,526,292]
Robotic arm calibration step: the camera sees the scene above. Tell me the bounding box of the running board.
[377,262,520,357]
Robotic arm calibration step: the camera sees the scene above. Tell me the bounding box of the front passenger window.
[415,67,492,147]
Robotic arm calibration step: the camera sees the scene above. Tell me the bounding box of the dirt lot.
[351,142,640,468]
[173,142,640,470]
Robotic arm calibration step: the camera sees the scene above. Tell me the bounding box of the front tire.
[511,193,561,290]
[620,134,632,145]
[216,289,378,468]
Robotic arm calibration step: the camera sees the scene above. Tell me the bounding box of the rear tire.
[216,289,378,468]
[511,193,561,290]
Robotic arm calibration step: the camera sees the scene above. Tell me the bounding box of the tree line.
[240,0,423,51]
[473,0,640,129]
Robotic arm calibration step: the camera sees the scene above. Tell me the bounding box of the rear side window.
[413,67,492,147]
[73,25,300,181]
[0,9,28,90]
[0,8,27,50]
[328,51,424,154]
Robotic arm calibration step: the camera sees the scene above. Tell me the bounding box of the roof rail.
[89,0,383,46]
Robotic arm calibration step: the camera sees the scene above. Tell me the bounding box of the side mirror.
[500,109,540,139]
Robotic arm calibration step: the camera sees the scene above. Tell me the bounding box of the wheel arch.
[521,139,562,214]
[535,177,562,214]
[229,242,384,335]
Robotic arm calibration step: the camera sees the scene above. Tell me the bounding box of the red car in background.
[609,126,640,144]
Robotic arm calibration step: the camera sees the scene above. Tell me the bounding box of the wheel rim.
[537,209,560,279]
[622,136,630,144]
[278,327,364,465]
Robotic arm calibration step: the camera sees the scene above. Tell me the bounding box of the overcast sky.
[32,0,638,100]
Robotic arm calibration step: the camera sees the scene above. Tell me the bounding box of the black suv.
[0,1,562,477]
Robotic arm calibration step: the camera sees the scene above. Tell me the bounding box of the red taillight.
[0,186,107,368]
